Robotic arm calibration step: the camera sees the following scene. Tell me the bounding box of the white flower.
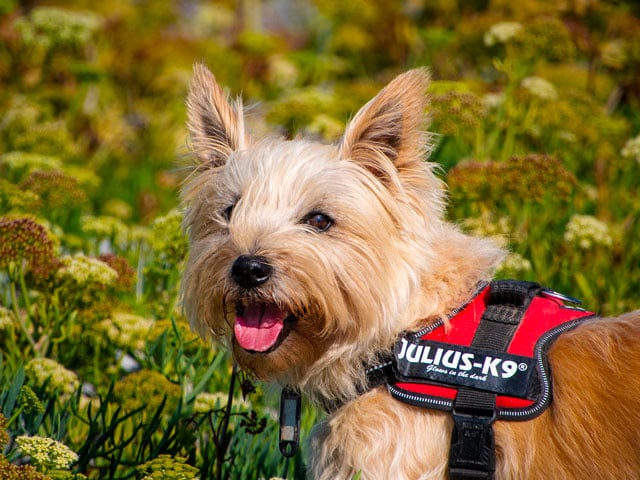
[463,212,513,248]
[497,253,532,275]
[484,22,523,47]
[521,76,558,101]
[564,214,613,250]
[621,134,640,163]
[482,92,504,111]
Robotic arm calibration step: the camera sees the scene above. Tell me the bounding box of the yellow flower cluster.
[14,6,101,51]
[193,392,227,414]
[0,152,62,178]
[10,122,78,159]
[113,370,181,414]
[0,306,14,331]
[103,199,133,220]
[137,454,200,480]
[0,414,8,449]
[193,391,251,414]
[56,254,117,286]
[19,386,46,415]
[148,209,189,260]
[81,215,130,245]
[97,312,154,351]
[16,435,78,470]
[25,358,80,399]
[0,179,42,212]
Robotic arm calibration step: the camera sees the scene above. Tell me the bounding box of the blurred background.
[1,1,640,478]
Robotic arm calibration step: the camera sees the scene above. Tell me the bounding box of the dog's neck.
[407,223,506,331]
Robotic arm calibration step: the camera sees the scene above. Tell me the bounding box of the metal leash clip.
[279,386,301,457]
[540,288,583,306]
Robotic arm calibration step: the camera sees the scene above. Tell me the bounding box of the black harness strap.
[449,280,542,480]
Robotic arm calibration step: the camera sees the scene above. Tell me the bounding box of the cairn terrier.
[180,64,640,479]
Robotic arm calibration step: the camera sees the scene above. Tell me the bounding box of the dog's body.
[181,65,640,479]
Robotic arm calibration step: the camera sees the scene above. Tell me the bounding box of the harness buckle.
[449,408,496,480]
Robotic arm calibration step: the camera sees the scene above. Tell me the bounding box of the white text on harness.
[396,338,523,379]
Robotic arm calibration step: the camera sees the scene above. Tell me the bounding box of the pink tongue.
[234,303,285,352]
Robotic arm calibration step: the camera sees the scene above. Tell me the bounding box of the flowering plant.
[1,1,639,478]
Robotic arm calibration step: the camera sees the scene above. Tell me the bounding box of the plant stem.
[215,362,238,480]
[17,266,32,315]
[8,274,38,355]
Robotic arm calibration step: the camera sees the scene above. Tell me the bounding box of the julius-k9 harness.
[279,280,595,480]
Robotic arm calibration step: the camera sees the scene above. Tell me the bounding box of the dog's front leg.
[310,389,451,480]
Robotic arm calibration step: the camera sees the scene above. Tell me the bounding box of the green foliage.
[1,0,639,478]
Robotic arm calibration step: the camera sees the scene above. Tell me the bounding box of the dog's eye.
[303,212,333,232]
[222,204,234,221]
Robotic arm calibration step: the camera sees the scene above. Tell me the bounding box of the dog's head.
[181,65,459,392]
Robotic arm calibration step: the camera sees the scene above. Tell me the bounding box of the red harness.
[388,282,595,419]
[380,280,596,479]
[279,281,597,478]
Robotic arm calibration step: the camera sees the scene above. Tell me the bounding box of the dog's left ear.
[186,63,248,167]
[340,68,431,181]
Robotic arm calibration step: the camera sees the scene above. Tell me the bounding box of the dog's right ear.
[187,63,248,167]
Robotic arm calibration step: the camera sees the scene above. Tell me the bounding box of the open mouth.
[233,302,294,353]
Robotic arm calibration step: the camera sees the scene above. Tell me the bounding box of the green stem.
[500,125,516,161]
[136,242,146,303]
[9,276,38,355]
[215,363,238,480]
[166,269,182,318]
[7,404,25,428]
[474,123,486,161]
[17,266,32,316]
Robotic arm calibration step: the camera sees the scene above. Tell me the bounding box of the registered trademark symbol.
[518,363,528,371]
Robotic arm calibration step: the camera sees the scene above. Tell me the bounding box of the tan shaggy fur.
[180,64,640,479]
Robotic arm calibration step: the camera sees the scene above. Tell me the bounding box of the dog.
[180,64,640,479]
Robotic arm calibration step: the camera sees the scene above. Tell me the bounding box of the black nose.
[231,255,272,289]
